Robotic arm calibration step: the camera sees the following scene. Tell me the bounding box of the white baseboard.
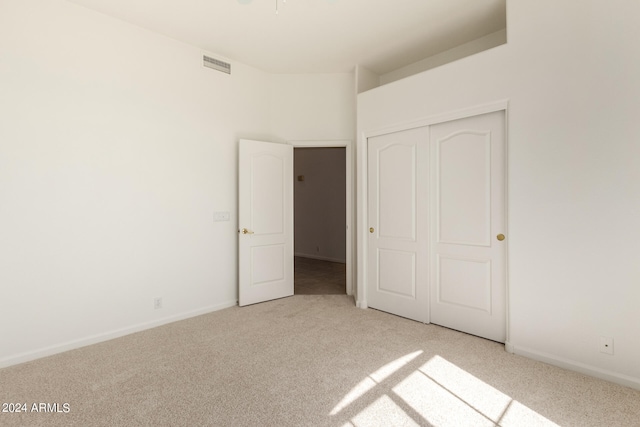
[356,299,368,309]
[504,341,515,354]
[294,253,346,264]
[0,299,238,369]
[506,342,640,391]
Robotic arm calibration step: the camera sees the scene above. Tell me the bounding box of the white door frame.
[289,139,354,296]
[356,100,509,339]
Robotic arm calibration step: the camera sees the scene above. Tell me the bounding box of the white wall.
[379,29,507,85]
[358,0,640,389]
[355,65,380,94]
[269,73,356,141]
[294,148,346,262]
[0,0,272,366]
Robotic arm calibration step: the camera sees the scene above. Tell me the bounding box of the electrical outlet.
[599,336,614,355]
[153,297,163,310]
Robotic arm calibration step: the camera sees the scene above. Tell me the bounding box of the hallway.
[294,257,346,295]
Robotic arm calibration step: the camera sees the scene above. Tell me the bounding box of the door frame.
[356,100,509,339]
[289,139,354,296]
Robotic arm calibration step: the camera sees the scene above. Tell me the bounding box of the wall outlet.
[599,336,614,355]
[153,297,163,310]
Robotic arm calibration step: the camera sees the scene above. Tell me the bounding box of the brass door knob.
[241,228,254,235]
[369,227,374,233]
[497,234,505,241]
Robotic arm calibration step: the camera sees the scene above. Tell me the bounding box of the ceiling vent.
[203,55,231,74]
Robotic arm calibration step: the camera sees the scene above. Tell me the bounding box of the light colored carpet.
[1,295,639,426]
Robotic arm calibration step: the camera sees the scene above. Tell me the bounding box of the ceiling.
[68,0,506,75]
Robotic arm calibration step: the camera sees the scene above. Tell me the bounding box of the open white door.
[238,139,293,306]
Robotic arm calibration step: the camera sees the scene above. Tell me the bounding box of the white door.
[429,111,506,342]
[238,139,294,306]
[367,127,429,322]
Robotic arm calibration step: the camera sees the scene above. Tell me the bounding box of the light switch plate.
[213,211,230,222]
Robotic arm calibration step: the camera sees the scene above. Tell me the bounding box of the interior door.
[238,139,293,306]
[367,127,429,322]
[429,111,506,342]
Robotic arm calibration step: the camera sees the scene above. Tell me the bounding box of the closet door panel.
[430,111,507,342]
[367,127,429,322]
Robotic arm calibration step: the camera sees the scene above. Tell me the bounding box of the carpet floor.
[1,295,639,426]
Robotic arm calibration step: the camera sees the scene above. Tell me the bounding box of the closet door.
[429,111,506,342]
[367,127,428,322]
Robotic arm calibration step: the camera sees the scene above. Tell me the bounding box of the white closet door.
[429,111,506,342]
[367,127,429,322]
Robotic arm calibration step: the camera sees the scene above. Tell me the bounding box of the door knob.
[369,227,374,233]
[241,228,254,235]
[496,234,505,241]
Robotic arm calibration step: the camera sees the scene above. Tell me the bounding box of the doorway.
[293,147,347,295]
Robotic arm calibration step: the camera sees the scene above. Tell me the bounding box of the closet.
[366,110,506,342]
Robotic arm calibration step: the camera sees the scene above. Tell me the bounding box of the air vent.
[203,55,231,74]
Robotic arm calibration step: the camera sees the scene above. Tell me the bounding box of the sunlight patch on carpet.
[351,395,420,427]
[330,350,423,415]
[331,352,560,426]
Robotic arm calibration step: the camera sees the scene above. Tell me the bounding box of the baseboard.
[507,342,640,391]
[504,341,515,354]
[294,253,346,264]
[0,299,238,369]
[356,299,368,309]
